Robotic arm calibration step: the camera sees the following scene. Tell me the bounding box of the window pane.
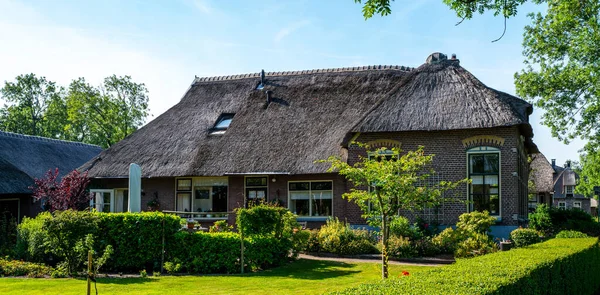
[484,154,499,173]
[289,182,310,191]
[211,186,227,212]
[215,117,233,129]
[290,192,310,200]
[489,195,499,215]
[103,193,111,204]
[103,204,111,213]
[311,182,332,190]
[177,179,192,191]
[311,191,332,200]
[312,199,332,216]
[290,199,309,216]
[470,155,485,173]
[246,177,267,187]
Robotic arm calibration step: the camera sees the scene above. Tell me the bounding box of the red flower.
[401,271,410,276]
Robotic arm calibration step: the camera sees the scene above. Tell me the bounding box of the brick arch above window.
[462,135,505,149]
[364,139,402,149]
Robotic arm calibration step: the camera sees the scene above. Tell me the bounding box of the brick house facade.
[81,53,537,234]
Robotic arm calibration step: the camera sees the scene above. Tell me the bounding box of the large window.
[175,177,228,214]
[573,201,582,209]
[468,146,500,216]
[245,176,268,200]
[91,189,129,213]
[558,201,566,210]
[288,181,333,217]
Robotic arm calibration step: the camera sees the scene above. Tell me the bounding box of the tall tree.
[322,145,465,279]
[102,75,149,144]
[0,73,65,138]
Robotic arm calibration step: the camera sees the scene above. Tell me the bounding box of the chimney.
[451,53,457,60]
[265,90,273,105]
[551,159,556,168]
[566,160,571,168]
[260,69,265,85]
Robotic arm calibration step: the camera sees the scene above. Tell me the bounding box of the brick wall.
[348,127,526,226]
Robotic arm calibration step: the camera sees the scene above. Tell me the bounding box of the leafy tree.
[322,145,466,279]
[0,73,66,137]
[577,149,600,198]
[30,169,92,212]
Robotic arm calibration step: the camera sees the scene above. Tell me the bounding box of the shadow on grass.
[234,258,361,280]
[75,277,158,286]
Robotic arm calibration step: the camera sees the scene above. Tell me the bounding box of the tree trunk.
[381,213,389,279]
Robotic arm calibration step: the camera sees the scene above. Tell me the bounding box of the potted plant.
[186,218,196,229]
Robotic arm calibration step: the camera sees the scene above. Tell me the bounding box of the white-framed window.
[90,189,114,212]
[565,185,574,196]
[245,176,268,200]
[558,201,566,210]
[175,177,228,214]
[467,146,500,216]
[90,189,129,213]
[573,201,582,209]
[288,181,333,217]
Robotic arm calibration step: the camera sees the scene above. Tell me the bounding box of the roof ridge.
[0,130,103,149]
[193,65,414,83]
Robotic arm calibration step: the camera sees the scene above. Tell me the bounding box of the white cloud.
[274,20,311,43]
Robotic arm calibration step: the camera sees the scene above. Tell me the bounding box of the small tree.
[323,145,466,279]
[30,169,92,212]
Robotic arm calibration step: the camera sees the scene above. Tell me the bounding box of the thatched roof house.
[0,131,101,219]
[82,53,537,231]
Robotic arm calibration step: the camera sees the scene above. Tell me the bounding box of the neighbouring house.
[552,160,591,213]
[0,131,102,221]
[79,53,537,234]
[528,153,554,212]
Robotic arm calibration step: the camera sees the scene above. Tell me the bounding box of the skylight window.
[210,114,235,135]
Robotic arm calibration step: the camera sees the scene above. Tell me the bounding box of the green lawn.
[0,259,432,295]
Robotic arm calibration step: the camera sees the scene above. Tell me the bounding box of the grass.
[0,258,431,295]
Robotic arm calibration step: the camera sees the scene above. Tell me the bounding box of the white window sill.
[297,216,330,222]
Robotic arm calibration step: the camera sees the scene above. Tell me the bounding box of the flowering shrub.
[0,258,53,277]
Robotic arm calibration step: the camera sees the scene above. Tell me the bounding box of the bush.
[389,216,415,238]
[510,228,541,248]
[236,203,297,238]
[528,204,553,234]
[0,213,17,257]
[97,211,181,271]
[556,230,590,238]
[386,236,417,258]
[0,258,53,277]
[305,229,321,252]
[15,212,52,262]
[168,231,292,274]
[317,218,378,255]
[431,227,461,254]
[456,211,496,234]
[331,238,600,295]
[209,220,233,233]
[455,232,497,258]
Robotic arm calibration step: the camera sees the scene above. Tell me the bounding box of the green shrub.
[168,231,292,274]
[97,211,181,271]
[317,218,378,255]
[510,228,541,248]
[556,230,590,238]
[290,229,310,257]
[455,232,497,258]
[331,238,600,295]
[564,219,600,236]
[305,229,321,252]
[456,211,496,234]
[386,236,417,258]
[209,220,233,233]
[45,210,99,274]
[431,227,462,254]
[389,216,415,238]
[528,204,553,234]
[0,258,53,277]
[15,212,52,262]
[0,213,17,257]
[236,203,297,238]
[413,236,441,257]
[163,261,182,274]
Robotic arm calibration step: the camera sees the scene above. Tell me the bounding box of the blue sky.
[0,0,584,165]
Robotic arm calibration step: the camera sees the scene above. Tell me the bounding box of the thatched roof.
[81,58,536,178]
[529,153,554,193]
[0,131,102,194]
[353,60,533,138]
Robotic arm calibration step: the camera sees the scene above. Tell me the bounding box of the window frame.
[558,201,566,210]
[209,113,235,135]
[565,185,574,196]
[174,177,229,220]
[288,180,333,219]
[90,189,114,213]
[466,146,501,218]
[573,201,582,209]
[245,176,268,200]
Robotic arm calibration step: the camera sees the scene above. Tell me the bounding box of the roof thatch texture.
[81,59,536,178]
[82,67,410,178]
[529,153,554,193]
[353,60,533,137]
[0,131,102,194]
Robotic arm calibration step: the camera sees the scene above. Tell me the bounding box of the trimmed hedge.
[510,228,541,248]
[0,258,53,277]
[97,212,181,271]
[556,230,590,239]
[331,238,600,295]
